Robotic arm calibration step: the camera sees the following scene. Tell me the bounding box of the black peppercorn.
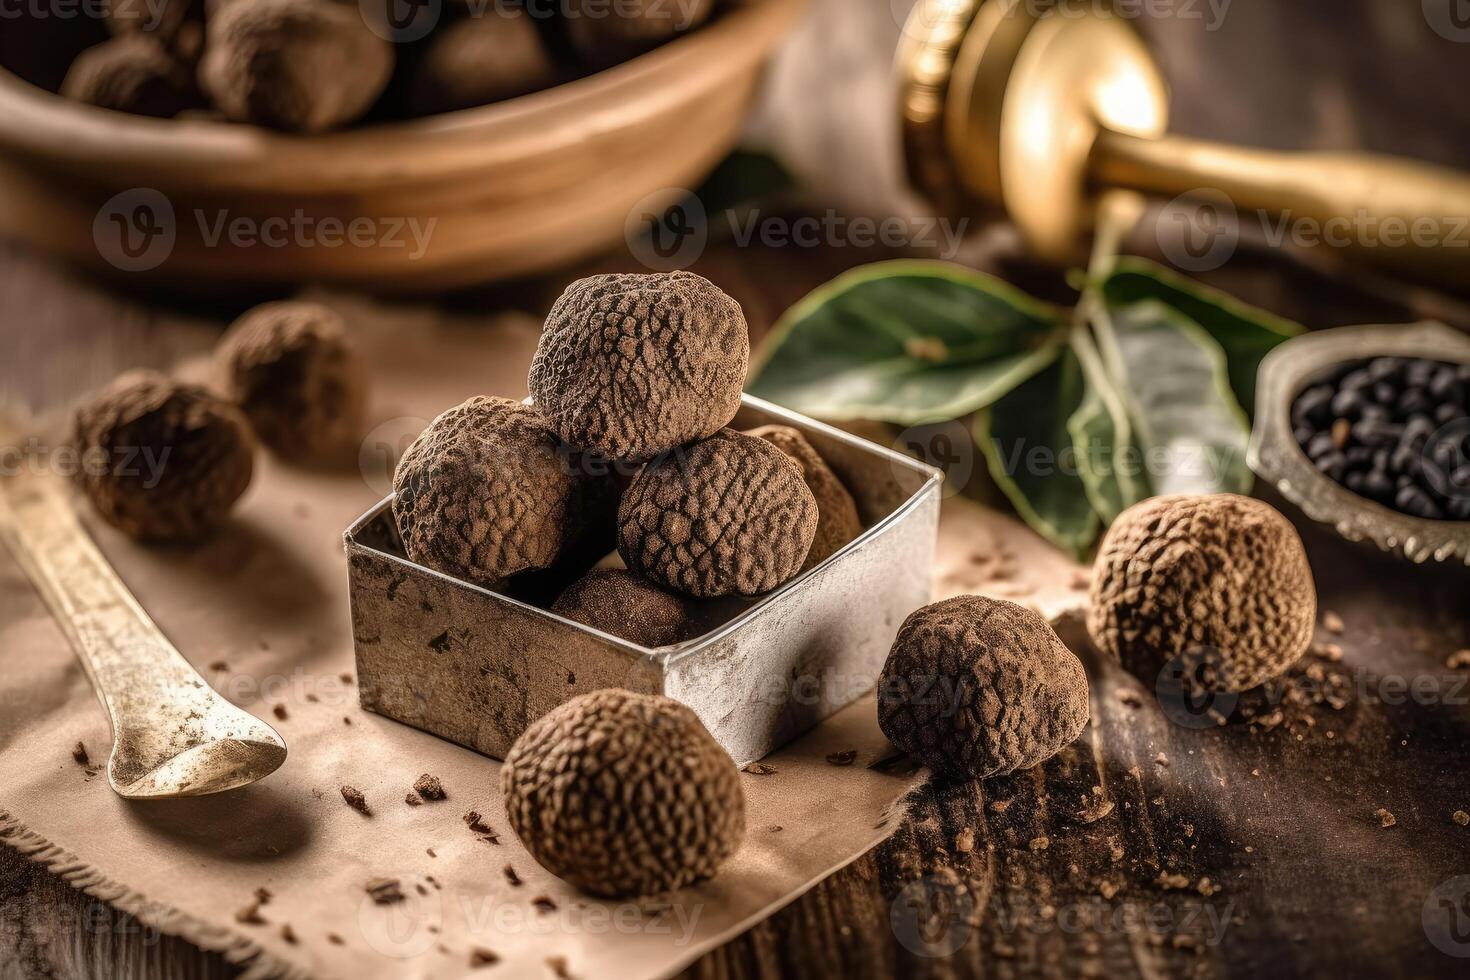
[1293,356,1469,523]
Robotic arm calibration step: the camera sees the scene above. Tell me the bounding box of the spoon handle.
[0,471,286,798]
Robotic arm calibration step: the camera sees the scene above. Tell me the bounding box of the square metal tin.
[344,395,942,766]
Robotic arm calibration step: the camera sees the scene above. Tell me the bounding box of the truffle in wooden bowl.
[0,0,806,290]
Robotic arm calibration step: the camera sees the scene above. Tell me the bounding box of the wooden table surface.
[2,211,1470,980]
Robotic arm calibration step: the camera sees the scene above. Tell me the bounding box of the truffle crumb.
[1375,808,1396,828]
[529,272,749,463]
[404,794,422,807]
[272,704,288,721]
[550,569,694,647]
[501,690,745,898]
[618,429,818,597]
[470,947,500,968]
[955,828,975,853]
[504,865,522,887]
[366,878,404,905]
[215,302,369,458]
[1088,494,1317,692]
[743,763,777,775]
[532,895,558,913]
[877,596,1089,779]
[72,371,254,543]
[71,742,90,766]
[464,811,496,836]
[413,774,447,801]
[745,425,863,570]
[1453,810,1469,827]
[393,396,581,586]
[280,924,297,944]
[1447,650,1470,670]
[825,750,857,767]
[200,0,394,133]
[234,900,266,925]
[340,785,370,816]
[1028,836,1049,851]
[1322,611,1345,634]
[1156,873,1190,890]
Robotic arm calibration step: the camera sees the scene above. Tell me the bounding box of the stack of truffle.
[391,270,863,649]
[56,0,719,131]
[71,301,368,541]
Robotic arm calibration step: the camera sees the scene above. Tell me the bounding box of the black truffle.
[617,429,817,597]
[72,370,255,542]
[528,272,749,463]
[878,595,1090,779]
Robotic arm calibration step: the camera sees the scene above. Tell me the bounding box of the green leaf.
[1099,257,1302,417]
[1066,324,1148,525]
[975,346,1101,557]
[1094,299,1254,498]
[748,261,1067,425]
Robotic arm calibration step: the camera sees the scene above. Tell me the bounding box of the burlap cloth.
[0,295,1083,979]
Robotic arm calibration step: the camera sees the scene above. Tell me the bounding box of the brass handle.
[1093,130,1470,285]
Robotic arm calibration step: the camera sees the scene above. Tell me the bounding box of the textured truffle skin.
[392,397,576,587]
[1087,494,1317,693]
[502,689,744,898]
[199,0,394,133]
[61,34,199,118]
[408,11,558,115]
[215,301,368,458]
[72,371,255,542]
[564,0,716,68]
[878,596,1090,779]
[528,272,749,463]
[746,424,862,571]
[618,429,817,597]
[551,568,693,648]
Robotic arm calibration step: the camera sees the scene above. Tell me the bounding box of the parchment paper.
[0,295,1083,979]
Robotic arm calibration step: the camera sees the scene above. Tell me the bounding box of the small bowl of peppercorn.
[1248,321,1470,564]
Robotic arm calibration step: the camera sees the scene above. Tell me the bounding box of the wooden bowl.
[0,0,804,292]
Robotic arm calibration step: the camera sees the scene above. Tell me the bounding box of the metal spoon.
[0,457,286,799]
